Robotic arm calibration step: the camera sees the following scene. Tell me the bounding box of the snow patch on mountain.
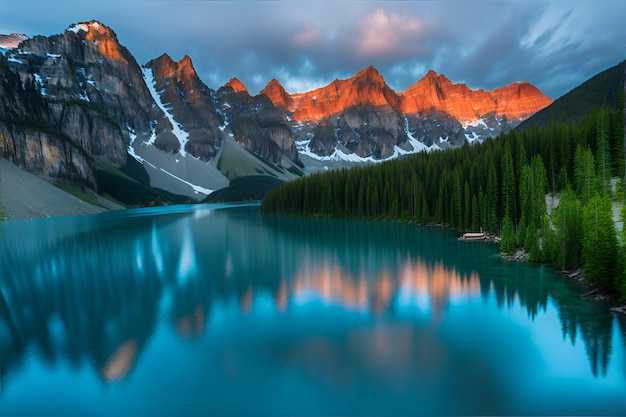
[67,21,102,35]
[298,141,373,163]
[461,118,489,129]
[6,53,24,64]
[126,128,157,169]
[67,23,90,34]
[465,132,480,143]
[296,118,433,164]
[33,73,52,98]
[142,67,190,156]
[158,168,213,195]
[403,118,430,153]
[128,133,228,198]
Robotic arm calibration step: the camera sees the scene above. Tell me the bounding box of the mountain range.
[0,20,553,204]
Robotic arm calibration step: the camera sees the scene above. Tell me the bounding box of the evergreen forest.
[262,94,626,300]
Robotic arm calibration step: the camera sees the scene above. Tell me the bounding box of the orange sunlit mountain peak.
[353,65,386,84]
[400,69,553,122]
[226,77,248,93]
[258,65,551,126]
[68,20,128,64]
[260,78,292,109]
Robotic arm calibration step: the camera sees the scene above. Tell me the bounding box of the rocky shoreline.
[494,242,626,315]
[564,268,626,314]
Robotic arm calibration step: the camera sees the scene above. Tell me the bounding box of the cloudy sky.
[1,0,624,98]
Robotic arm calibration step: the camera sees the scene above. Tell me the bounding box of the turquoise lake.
[1,204,625,416]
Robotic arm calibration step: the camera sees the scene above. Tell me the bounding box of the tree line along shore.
[262,101,626,301]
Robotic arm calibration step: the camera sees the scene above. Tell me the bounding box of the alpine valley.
[0,21,553,206]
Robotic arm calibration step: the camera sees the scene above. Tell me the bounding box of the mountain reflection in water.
[1,205,624,416]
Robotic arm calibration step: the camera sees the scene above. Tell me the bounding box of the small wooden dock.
[458,232,487,241]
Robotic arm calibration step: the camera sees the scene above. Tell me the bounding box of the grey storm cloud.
[1,0,624,98]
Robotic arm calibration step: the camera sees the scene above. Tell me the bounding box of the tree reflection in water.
[0,205,622,391]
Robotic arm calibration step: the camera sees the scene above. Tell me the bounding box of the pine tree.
[501,143,518,247]
[452,170,462,228]
[596,113,611,195]
[420,196,430,225]
[582,194,620,289]
[524,220,541,261]
[500,215,517,255]
[486,162,499,234]
[557,125,573,191]
[574,145,597,202]
[471,193,479,232]
[479,186,486,232]
[464,180,471,230]
[621,204,626,300]
[501,142,517,226]
[303,180,311,215]
[518,163,532,244]
[435,179,445,223]
[344,171,356,216]
[357,175,366,217]
[553,187,583,271]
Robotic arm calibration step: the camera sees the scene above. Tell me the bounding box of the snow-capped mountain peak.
[67,20,104,34]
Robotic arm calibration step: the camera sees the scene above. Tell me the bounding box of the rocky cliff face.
[490,82,555,121]
[0,19,553,199]
[268,67,407,159]
[401,71,554,124]
[216,79,300,166]
[288,66,401,122]
[0,21,301,199]
[19,22,160,164]
[0,21,162,189]
[144,54,224,161]
[256,67,553,159]
[0,53,96,187]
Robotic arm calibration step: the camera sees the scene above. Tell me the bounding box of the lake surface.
[1,204,625,416]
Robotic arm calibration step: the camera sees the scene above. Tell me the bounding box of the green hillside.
[217,136,303,180]
[517,61,625,129]
[206,135,303,201]
[95,157,190,206]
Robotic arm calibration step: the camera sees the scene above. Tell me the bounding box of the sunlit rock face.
[259,78,293,111]
[0,19,553,193]
[490,82,555,121]
[401,71,495,123]
[258,67,552,159]
[216,79,300,167]
[0,33,28,49]
[401,71,554,125]
[0,20,160,187]
[145,54,224,161]
[288,66,401,122]
[257,67,407,159]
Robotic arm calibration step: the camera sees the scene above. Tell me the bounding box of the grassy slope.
[208,136,303,201]
[95,157,190,206]
[217,136,302,180]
